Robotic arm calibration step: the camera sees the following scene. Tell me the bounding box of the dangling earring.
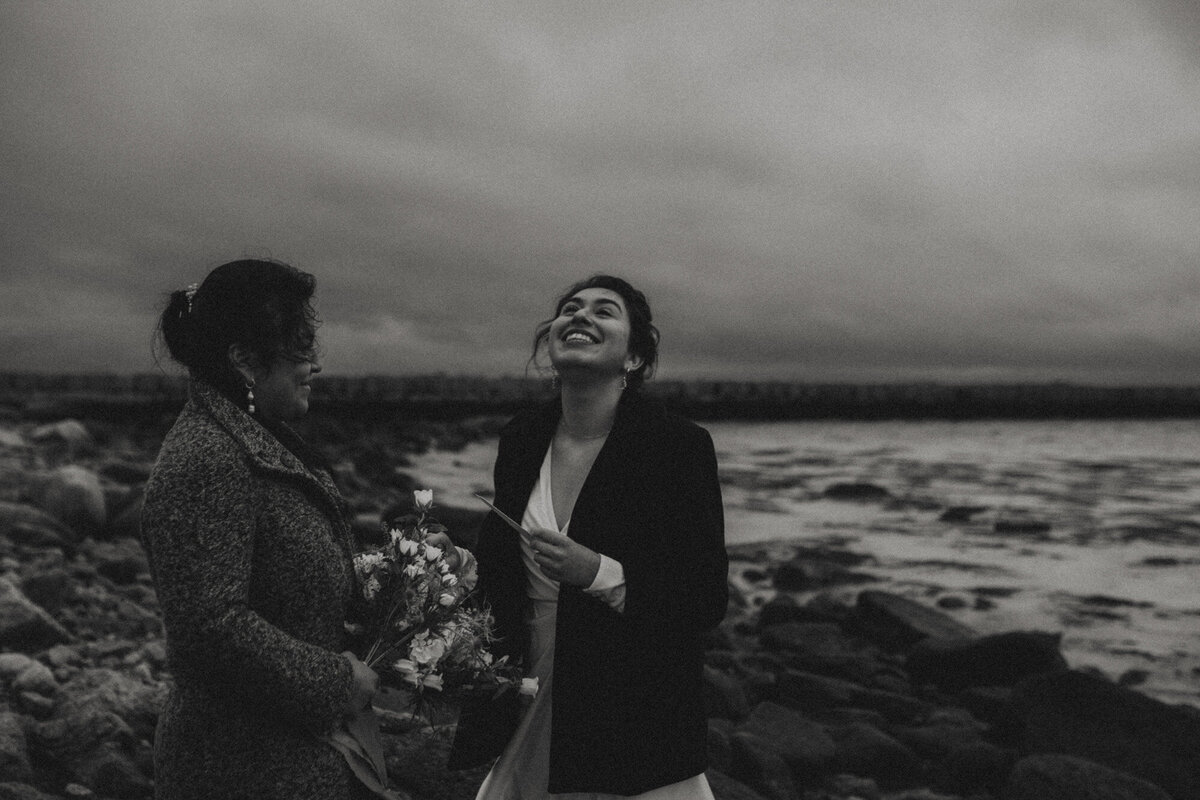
[245,381,256,414]
[551,369,560,390]
[621,370,629,391]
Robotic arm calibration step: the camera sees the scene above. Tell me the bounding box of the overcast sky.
[3,1,1199,384]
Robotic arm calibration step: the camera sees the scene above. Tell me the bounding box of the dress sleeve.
[584,554,626,612]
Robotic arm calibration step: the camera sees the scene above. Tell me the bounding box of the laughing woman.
[451,275,729,799]
[141,259,385,800]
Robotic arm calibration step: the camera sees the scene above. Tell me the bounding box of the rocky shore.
[1,412,1198,799]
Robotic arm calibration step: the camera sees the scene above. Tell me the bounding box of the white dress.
[474,446,714,800]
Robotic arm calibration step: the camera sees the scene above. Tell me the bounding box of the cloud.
[2,1,1198,383]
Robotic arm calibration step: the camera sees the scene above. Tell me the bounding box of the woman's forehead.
[564,287,626,310]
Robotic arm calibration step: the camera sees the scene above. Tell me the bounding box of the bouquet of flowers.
[348,489,533,715]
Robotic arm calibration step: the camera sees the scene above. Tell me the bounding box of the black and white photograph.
[2,3,1199,799]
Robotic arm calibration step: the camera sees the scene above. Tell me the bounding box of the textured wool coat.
[140,381,363,800]
[450,391,729,794]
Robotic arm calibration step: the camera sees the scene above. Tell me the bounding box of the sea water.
[410,418,1200,707]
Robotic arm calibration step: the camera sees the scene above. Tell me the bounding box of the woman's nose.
[309,360,322,374]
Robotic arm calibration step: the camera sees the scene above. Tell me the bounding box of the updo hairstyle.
[157,259,318,404]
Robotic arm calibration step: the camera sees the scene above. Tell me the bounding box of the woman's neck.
[558,378,623,439]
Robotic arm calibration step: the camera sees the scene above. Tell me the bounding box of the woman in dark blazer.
[141,259,406,800]
[452,275,729,798]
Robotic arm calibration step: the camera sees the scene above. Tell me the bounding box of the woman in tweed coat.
[140,259,382,800]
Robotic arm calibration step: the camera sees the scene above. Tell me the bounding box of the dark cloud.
[2,1,1198,383]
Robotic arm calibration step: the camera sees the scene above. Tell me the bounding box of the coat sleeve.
[142,436,353,732]
[618,424,729,634]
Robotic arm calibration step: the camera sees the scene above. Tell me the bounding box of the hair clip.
[184,283,199,314]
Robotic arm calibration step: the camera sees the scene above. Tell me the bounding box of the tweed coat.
[140,380,362,800]
[450,391,729,795]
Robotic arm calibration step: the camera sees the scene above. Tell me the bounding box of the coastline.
[1,387,1199,798]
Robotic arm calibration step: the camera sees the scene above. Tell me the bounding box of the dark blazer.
[140,381,361,800]
[451,391,728,795]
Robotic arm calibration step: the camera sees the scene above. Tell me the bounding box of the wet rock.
[13,661,57,697]
[0,501,72,549]
[97,460,151,486]
[1012,670,1200,800]
[993,518,1051,535]
[0,712,32,783]
[101,488,144,542]
[30,420,94,459]
[0,577,72,651]
[20,567,71,615]
[829,722,920,787]
[705,665,751,721]
[0,654,39,683]
[906,630,1067,691]
[55,669,165,743]
[773,557,877,592]
[938,505,990,523]
[776,669,866,712]
[707,719,735,774]
[852,590,976,651]
[30,466,106,541]
[822,482,890,501]
[31,669,163,798]
[931,740,1014,795]
[822,773,880,799]
[81,539,148,586]
[1004,753,1171,800]
[0,782,70,800]
[759,622,884,684]
[737,701,836,776]
[729,730,800,800]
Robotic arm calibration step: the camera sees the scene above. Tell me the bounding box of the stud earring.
[245,381,256,414]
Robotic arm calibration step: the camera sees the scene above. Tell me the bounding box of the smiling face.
[249,350,321,422]
[547,287,643,380]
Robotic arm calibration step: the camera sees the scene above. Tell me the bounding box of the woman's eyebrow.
[567,295,623,312]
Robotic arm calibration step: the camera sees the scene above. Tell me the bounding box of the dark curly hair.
[156,259,319,406]
[531,274,659,390]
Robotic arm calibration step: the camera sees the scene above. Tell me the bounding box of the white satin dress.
[474,446,714,800]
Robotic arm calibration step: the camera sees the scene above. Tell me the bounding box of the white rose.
[398,538,419,556]
[438,592,456,607]
[519,677,539,697]
[423,544,443,562]
[421,673,444,691]
[413,489,434,509]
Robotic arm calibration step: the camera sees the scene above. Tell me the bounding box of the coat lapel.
[190,381,353,556]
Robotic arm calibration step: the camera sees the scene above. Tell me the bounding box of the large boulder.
[31,669,164,798]
[0,501,72,549]
[729,731,800,800]
[0,712,32,783]
[906,630,1067,691]
[1012,670,1200,800]
[852,590,976,650]
[29,420,94,459]
[737,701,837,777]
[1003,753,1171,800]
[0,577,72,651]
[30,466,106,541]
[759,622,885,684]
[828,722,920,787]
